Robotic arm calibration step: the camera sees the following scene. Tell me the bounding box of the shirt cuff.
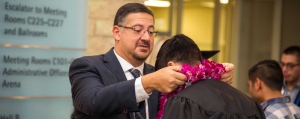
[135,76,150,103]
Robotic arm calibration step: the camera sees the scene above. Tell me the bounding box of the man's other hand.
[221,63,235,84]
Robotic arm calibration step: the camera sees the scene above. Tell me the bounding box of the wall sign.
[0,0,88,118]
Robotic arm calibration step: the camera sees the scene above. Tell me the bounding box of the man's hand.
[142,66,187,93]
[221,63,235,84]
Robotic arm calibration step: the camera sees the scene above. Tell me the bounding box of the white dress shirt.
[114,50,150,119]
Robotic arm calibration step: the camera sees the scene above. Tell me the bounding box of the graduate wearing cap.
[201,50,219,60]
[154,34,265,119]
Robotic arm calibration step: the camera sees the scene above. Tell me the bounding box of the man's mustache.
[136,40,150,49]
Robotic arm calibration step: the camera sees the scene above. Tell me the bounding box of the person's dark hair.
[113,3,154,26]
[155,34,203,71]
[283,46,300,62]
[248,60,283,91]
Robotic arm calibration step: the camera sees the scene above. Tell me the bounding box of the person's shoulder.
[265,102,300,118]
[144,63,154,70]
[175,79,225,100]
[73,48,114,64]
[70,54,105,68]
[75,54,104,62]
[286,102,300,113]
[265,103,285,113]
[184,79,234,91]
[78,54,104,61]
[264,104,284,119]
[265,107,297,119]
[264,110,279,119]
[268,102,296,110]
[178,79,258,107]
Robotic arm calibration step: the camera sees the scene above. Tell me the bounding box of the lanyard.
[294,89,300,106]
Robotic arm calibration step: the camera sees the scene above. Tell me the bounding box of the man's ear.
[167,61,176,66]
[255,78,262,91]
[112,25,121,41]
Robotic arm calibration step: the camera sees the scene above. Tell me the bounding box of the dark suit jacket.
[162,79,266,119]
[69,48,158,119]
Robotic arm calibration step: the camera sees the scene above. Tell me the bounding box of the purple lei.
[154,59,226,119]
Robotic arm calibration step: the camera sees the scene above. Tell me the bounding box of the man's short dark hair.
[248,60,283,92]
[113,3,154,26]
[155,34,203,71]
[283,46,300,63]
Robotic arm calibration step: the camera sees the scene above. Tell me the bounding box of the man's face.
[248,79,261,103]
[281,54,300,83]
[248,80,256,99]
[118,13,154,61]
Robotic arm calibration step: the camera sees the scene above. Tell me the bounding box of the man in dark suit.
[69,3,235,119]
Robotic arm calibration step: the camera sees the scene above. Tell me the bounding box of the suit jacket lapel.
[143,63,153,75]
[103,48,127,82]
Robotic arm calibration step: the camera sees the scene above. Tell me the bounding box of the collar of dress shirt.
[283,81,300,89]
[113,49,144,75]
[261,96,291,109]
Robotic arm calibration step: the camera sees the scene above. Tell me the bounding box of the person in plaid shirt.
[248,59,300,119]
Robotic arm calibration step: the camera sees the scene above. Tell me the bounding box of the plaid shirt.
[261,96,300,119]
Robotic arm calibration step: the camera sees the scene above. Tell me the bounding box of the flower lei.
[154,59,226,119]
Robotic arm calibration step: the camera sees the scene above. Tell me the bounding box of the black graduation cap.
[200,50,220,59]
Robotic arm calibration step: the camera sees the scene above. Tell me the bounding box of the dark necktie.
[129,68,146,119]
